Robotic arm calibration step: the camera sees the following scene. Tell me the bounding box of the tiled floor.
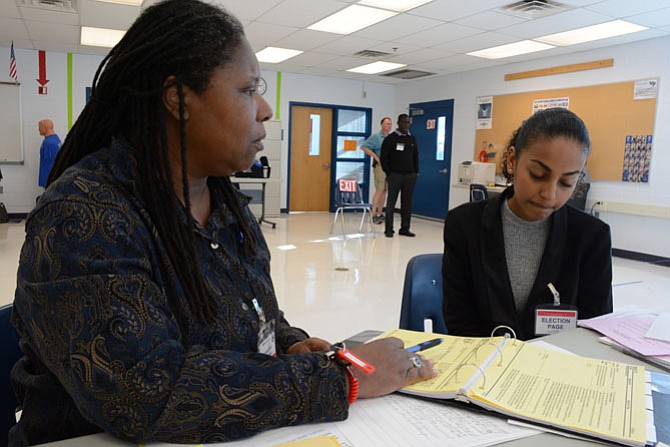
[1,213,668,343]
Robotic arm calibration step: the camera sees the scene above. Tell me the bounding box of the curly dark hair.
[499,108,590,183]
[48,0,256,324]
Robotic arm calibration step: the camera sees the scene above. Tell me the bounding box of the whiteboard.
[0,82,24,163]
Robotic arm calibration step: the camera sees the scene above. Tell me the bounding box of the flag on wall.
[9,41,18,82]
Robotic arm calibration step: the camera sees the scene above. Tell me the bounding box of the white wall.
[259,70,396,209]
[395,36,670,258]
[2,39,669,257]
[0,48,100,211]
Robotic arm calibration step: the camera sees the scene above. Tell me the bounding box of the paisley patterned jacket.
[10,140,348,446]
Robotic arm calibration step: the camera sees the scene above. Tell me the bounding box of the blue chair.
[1,304,22,446]
[469,183,488,202]
[331,178,375,238]
[399,254,448,334]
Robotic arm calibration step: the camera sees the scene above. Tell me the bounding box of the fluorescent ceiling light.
[256,47,303,63]
[357,0,433,12]
[467,40,554,59]
[535,20,648,46]
[81,26,126,48]
[93,0,143,5]
[347,61,406,74]
[308,5,397,35]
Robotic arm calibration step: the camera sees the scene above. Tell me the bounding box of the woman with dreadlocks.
[10,1,436,445]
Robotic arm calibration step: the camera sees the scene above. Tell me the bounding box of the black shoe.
[399,229,415,237]
[385,230,394,238]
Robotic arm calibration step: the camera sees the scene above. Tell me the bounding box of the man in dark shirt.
[380,113,419,237]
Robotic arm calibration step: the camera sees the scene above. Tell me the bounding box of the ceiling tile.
[0,17,29,40]
[584,0,670,17]
[402,22,483,47]
[273,29,341,51]
[500,8,615,38]
[277,51,340,67]
[18,6,79,25]
[255,0,346,28]
[216,0,283,21]
[408,0,510,21]
[314,36,385,56]
[626,7,670,28]
[79,0,140,29]
[456,10,528,31]
[1,0,670,84]
[352,14,444,41]
[431,31,520,54]
[25,22,78,44]
[245,22,300,50]
[0,1,20,18]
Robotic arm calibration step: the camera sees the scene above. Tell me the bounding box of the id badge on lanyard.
[535,283,578,336]
[252,298,276,356]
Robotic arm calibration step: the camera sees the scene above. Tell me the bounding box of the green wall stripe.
[275,72,281,120]
[67,53,73,130]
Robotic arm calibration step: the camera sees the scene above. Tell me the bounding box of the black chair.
[1,304,22,445]
[469,183,488,202]
[331,178,375,238]
[399,254,448,334]
[567,182,590,211]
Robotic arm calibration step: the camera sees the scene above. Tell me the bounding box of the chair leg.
[331,208,341,234]
[358,209,366,232]
[340,210,347,238]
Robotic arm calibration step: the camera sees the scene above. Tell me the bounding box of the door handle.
[439,168,449,174]
[323,163,331,169]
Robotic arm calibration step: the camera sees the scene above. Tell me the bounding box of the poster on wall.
[633,78,658,100]
[532,97,569,113]
[476,96,492,129]
[622,134,652,183]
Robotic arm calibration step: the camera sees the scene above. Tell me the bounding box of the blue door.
[409,99,454,220]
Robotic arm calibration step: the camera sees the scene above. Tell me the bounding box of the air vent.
[18,0,77,12]
[353,49,392,58]
[381,69,435,80]
[497,0,570,19]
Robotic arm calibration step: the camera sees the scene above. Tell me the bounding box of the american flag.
[9,41,18,82]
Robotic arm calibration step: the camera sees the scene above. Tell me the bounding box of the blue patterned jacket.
[11,140,348,446]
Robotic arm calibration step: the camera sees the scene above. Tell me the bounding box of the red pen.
[337,347,376,374]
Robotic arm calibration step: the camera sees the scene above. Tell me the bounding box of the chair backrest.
[399,254,448,334]
[469,183,488,202]
[336,178,363,206]
[567,181,590,211]
[0,304,22,445]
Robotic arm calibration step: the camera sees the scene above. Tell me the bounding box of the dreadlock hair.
[47,0,258,325]
[500,108,590,183]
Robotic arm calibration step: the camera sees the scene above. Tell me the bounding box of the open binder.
[380,329,657,447]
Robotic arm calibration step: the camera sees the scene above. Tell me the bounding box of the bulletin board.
[0,82,24,163]
[474,80,657,181]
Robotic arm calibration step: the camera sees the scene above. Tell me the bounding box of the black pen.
[406,338,444,353]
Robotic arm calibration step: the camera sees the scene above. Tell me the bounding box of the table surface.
[35,328,659,447]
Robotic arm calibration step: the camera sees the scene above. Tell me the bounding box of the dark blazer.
[442,187,613,340]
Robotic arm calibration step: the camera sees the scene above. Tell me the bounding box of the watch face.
[258,77,267,95]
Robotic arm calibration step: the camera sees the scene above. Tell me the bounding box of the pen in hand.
[406,338,444,353]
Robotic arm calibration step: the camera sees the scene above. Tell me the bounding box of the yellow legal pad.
[380,329,652,447]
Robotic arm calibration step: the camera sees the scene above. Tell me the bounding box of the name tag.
[258,318,276,356]
[396,143,405,151]
[535,307,578,336]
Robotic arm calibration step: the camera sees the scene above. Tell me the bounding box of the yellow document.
[380,329,651,447]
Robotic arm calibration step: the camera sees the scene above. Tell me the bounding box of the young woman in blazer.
[442,108,612,340]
